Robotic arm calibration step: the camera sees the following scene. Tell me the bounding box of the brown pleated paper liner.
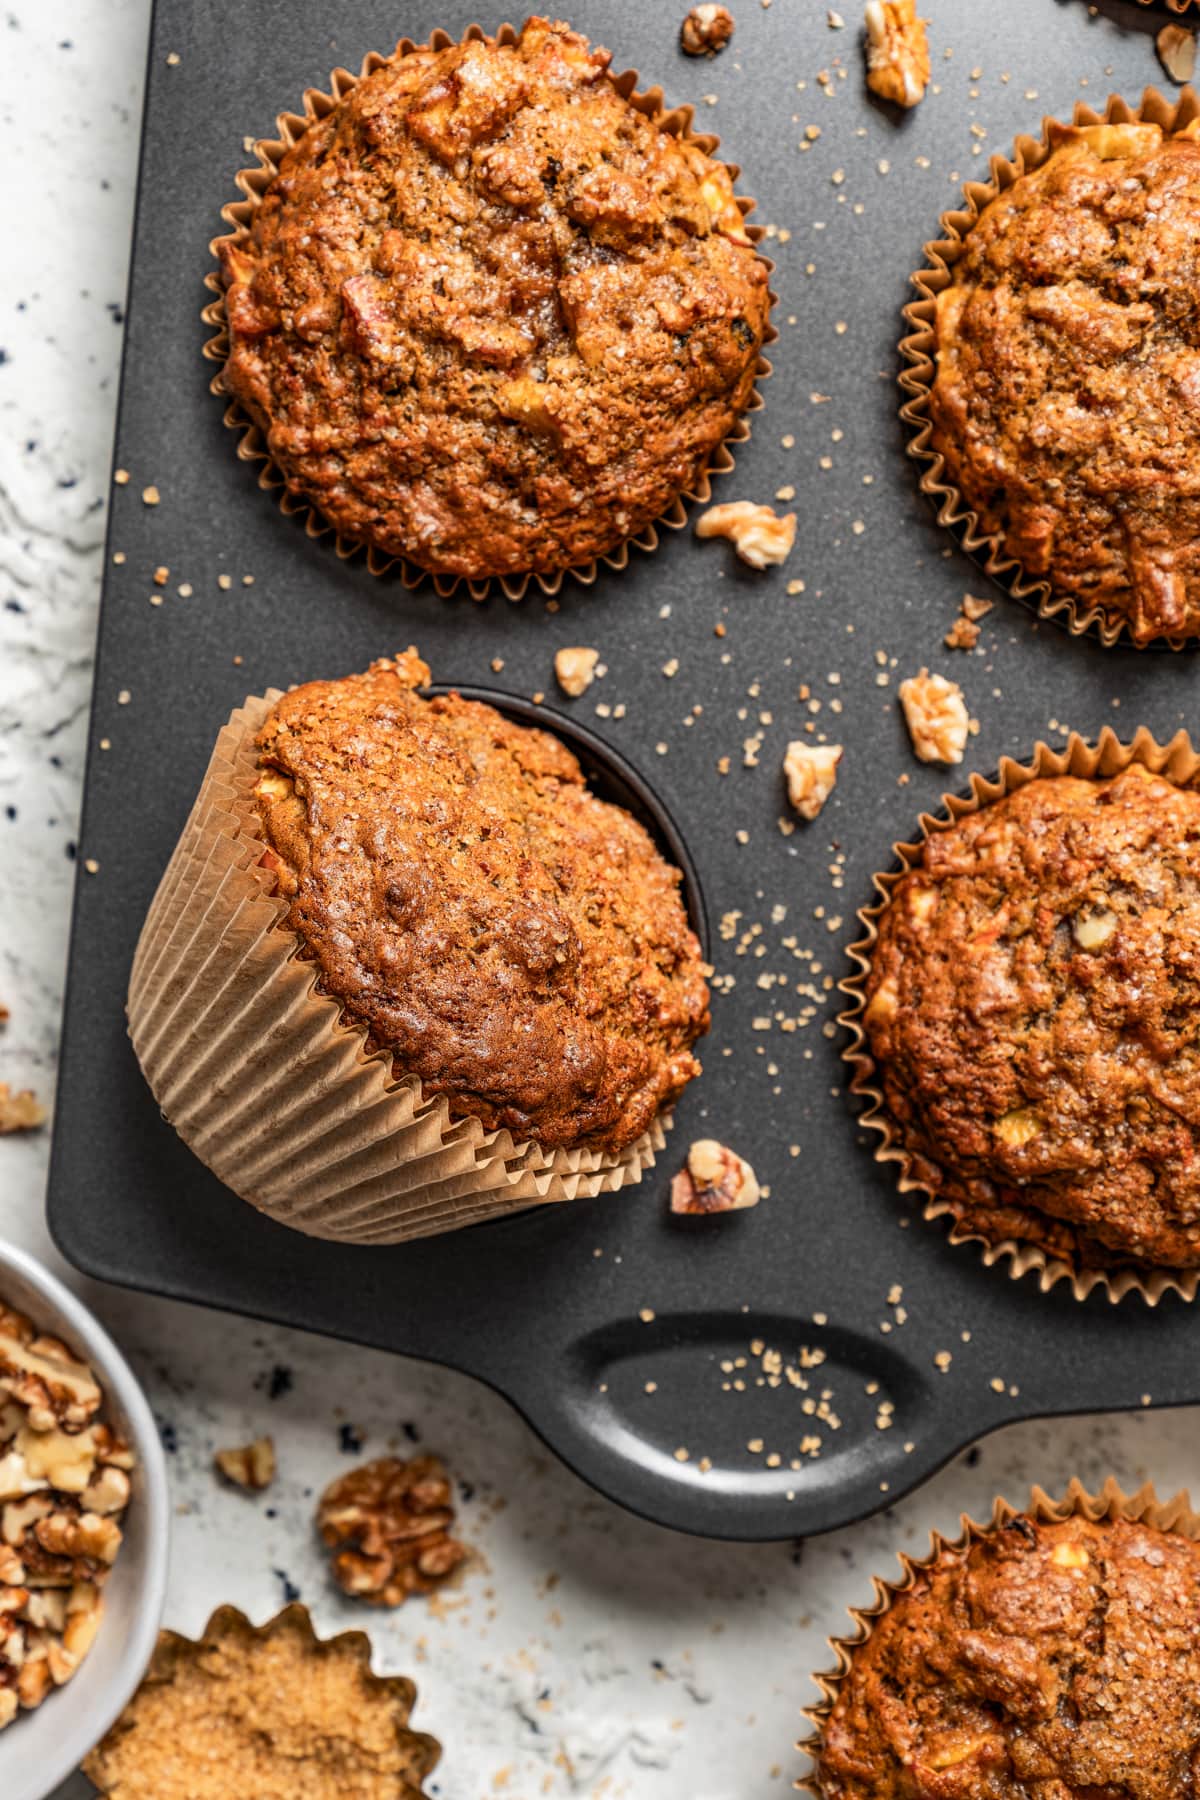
[84,1603,440,1798]
[201,22,777,603]
[899,86,1200,649]
[126,694,666,1245]
[797,1476,1200,1795]
[839,726,1200,1305]
[1137,0,1198,12]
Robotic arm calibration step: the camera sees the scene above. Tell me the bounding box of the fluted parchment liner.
[797,1476,1200,1795]
[202,20,777,603]
[126,693,666,1245]
[899,85,1200,650]
[839,726,1200,1305]
[84,1602,440,1797]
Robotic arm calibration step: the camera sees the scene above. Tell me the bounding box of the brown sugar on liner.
[201,22,777,603]
[899,86,1200,651]
[797,1476,1200,1796]
[126,694,667,1246]
[84,1603,440,1798]
[838,726,1200,1306]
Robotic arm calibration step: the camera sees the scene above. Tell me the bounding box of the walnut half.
[898,669,970,765]
[671,1139,760,1214]
[864,0,930,108]
[316,1456,468,1608]
[695,502,796,569]
[784,741,842,821]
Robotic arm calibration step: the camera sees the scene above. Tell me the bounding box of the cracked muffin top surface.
[929,121,1200,645]
[252,651,709,1154]
[218,17,771,582]
[819,1513,1200,1800]
[862,763,1200,1272]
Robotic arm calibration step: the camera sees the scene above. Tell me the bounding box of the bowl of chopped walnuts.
[0,1239,169,1799]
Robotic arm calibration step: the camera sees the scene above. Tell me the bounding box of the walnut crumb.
[681,4,735,55]
[554,647,599,698]
[961,593,993,622]
[671,1139,760,1214]
[783,741,842,820]
[695,501,796,568]
[899,669,970,765]
[865,0,930,108]
[317,1456,468,1608]
[215,1437,276,1491]
[0,1085,46,1133]
[943,616,979,651]
[1157,24,1196,85]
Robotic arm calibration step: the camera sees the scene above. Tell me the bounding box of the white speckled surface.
[0,3,1198,1796]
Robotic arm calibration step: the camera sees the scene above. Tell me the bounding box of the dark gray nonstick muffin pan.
[49,0,1200,1539]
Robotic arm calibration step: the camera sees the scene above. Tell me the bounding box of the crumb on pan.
[670,1138,760,1213]
[554,646,599,697]
[695,500,796,567]
[864,0,930,108]
[898,669,969,764]
[680,5,735,54]
[784,741,842,820]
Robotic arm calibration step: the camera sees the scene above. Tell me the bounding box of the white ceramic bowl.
[0,1241,169,1800]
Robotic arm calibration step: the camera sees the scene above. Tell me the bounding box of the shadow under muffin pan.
[49,0,1200,1542]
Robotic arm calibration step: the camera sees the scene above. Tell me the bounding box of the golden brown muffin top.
[863,764,1200,1272]
[930,121,1200,644]
[253,651,709,1153]
[84,1605,436,1800]
[820,1513,1200,1800]
[219,18,770,581]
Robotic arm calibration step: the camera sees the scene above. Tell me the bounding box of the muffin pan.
[49,0,1200,1540]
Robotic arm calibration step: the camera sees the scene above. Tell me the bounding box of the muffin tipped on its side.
[253,652,709,1153]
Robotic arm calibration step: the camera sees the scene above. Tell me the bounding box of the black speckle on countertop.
[338,1422,363,1455]
[273,1569,301,1604]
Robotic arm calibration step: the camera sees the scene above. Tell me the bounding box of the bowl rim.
[0,1239,170,1796]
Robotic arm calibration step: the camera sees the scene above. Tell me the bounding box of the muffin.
[127,650,707,1240]
[253,650,708,1152]
[859,760,1200,1279]
[216,17,771,585]
[817,1507,1200,1797]
[927,118,1200,645]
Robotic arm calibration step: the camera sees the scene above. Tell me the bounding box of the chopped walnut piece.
[317,1456,468,1608]
[784,741,843,820]
[671,1138,760,1214]
[961,594,993,622]
[899,669,970,765]
[0,1296,132,1731]
[1073,907,1118,950]
[680,3,734,54]
[0,1086,46,1133]
[215,1437,276,1492]
[1158,24,1196,85]
[864,0,930,108]
[554,646,599,698]
[943,616,979,651]
[695,501,796,569]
